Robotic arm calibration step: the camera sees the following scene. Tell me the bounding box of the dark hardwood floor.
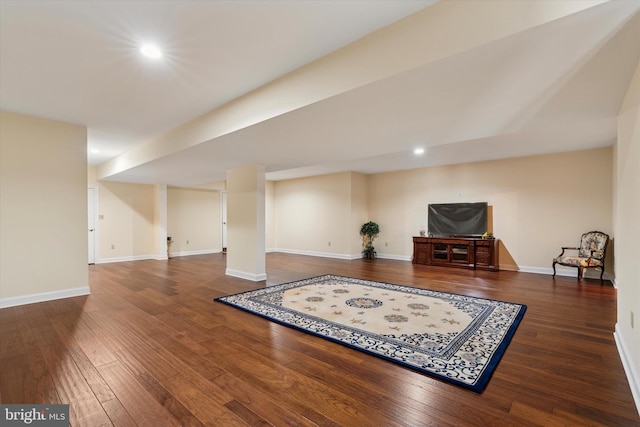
[1,253,638,426]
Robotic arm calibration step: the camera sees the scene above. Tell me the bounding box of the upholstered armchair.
[552,231,609,283]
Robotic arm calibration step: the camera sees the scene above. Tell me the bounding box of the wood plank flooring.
[1,253,638,426]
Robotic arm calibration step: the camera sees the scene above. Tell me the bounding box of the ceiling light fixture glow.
[140,44,162,59]
[414,147,425,155]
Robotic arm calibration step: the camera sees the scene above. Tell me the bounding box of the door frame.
[88,186,97,264]
[221,191,227,252]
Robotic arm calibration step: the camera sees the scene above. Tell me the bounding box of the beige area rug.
[215,274,526,392]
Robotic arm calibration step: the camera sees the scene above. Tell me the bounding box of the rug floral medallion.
[215,274,526,392]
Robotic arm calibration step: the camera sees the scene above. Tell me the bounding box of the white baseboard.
[0,286,91,309]
[516,265,614,281]
[97,250,220,263]
[269,249,411,261]
[270,248,359,260]
[225,268,267,282]
[614,324,640,417]
[377,253,412,261]
[169,249,221,258]
[96,254,158,264]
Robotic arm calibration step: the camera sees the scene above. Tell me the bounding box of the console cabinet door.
[412,238,431,264]
[474,240,499,271]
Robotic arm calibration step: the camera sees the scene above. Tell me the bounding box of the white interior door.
[221,191,227,252]
[88,187,96,264]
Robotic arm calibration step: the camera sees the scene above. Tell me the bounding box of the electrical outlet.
[328,241,331,246]
[186,240,189,244]
[385,242,388,247]
[111,244,115,250]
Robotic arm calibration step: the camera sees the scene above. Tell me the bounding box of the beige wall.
[92,182,219,262]
[0,111,88,306]
[615,60,640,405]
[97,182,157,261]
[167,187,220,255]
[94,147,614,275]
[273,171,366,258]
[367,148,612,272]
[265,181,276,250]
[350,172,369,256]
[272,149,612,272]
[88,165,98,187]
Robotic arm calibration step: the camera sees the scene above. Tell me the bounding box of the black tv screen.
[427,202,488,237]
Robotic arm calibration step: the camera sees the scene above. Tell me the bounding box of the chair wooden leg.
[578,266,583,280]
[552,261,557,277]
[600,267,605,284]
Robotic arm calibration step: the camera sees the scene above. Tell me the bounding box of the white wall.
[0,111,88,307]
[615,59,640,412]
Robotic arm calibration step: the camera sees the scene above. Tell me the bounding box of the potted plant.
[360,221,380,259]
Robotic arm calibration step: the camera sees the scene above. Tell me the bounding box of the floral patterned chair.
[552,231,609,283]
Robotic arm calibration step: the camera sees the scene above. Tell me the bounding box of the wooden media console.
[412,236,499,271]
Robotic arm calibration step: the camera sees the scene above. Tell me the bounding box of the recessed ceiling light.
[140,44,162,59]
[414,148,425,155]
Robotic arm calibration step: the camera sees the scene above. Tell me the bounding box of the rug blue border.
[214,274,526,393]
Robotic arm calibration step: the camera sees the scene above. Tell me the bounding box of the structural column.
[225,165,266,281]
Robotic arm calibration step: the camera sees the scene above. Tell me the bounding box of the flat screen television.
[427,202,488,237]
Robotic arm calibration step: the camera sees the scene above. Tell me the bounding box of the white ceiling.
[0,1,434,162]
[1,1,639,187]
